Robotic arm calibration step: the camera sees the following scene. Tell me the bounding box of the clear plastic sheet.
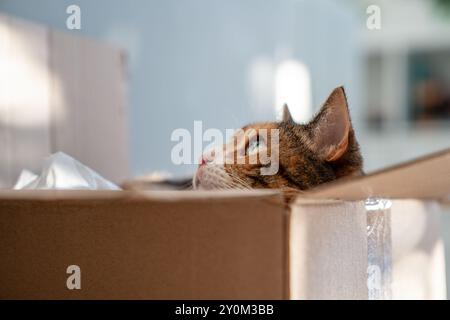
[365,197,392,300]
[14,152,120,190]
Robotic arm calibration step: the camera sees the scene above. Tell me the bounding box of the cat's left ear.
[282,104,293,122]
[307,86,351,162]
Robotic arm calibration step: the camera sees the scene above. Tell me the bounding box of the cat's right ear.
[307,86,351,162]
[282,104,293,122]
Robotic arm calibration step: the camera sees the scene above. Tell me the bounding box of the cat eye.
[246,138,264,155]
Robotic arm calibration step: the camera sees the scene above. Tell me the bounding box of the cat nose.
[199,150,215,166]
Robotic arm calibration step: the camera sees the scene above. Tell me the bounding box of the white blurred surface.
[14,152,120,190]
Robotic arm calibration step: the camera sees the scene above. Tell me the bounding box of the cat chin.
[192,172,212,190]
[193,163,233,190]
[192,176,218,190]
[192,181,214,191]
[193,184,209,190]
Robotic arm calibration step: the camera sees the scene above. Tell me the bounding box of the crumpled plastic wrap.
[14,152,120,190]
[365,197,392,300]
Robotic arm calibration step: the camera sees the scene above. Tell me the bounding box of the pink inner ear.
[325,129,349,162]
[314,87,351,161]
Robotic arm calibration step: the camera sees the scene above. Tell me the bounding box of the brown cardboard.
[0,150,448,299]
[49,28,130,184]
[0,14,130,187]
[306,148,450,201]
[1,12,449,300]
[0,190,287,299]
[290,201,368,299]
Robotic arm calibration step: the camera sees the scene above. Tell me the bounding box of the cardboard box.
[0,14,130,188]
[0,149,449,300]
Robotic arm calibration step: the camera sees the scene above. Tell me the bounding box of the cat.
[193,86,363,192]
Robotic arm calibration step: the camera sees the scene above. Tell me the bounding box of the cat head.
[193,86,363,190]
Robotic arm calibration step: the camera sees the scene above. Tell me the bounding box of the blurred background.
[1,0,450,296]
[1,0,450,177]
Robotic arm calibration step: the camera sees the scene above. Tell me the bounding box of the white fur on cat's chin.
[193,163,250,190]
[193,163,232,190]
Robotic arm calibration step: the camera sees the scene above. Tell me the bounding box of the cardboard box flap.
[0,189,287,299]
[304,148,450,201]
[0,189,281,201]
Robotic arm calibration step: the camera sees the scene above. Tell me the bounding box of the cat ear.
[282,104,293,122]
[308,86,351,162]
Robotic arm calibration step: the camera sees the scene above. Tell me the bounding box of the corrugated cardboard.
[0,14,51,187]
[289,199,446,300]
[0,191,287,299]
[0,14,130,187]
[49,28,130,184]
[297,148,450,299]
[306,149,450,201]
[0,149,449,299]
[290,201,368,299]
